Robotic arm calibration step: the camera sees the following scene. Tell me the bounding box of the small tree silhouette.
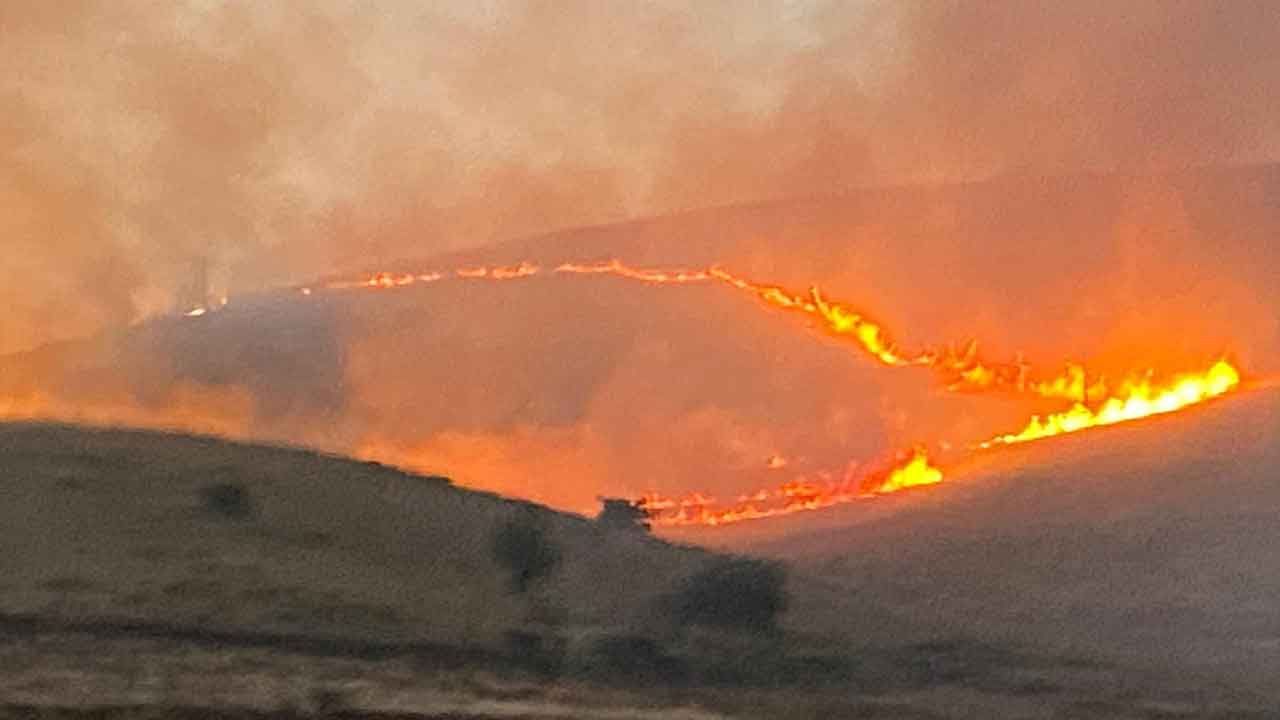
[597,498,652,532]
[492,509,561,594]
[200,482,252,520]
[671,557,788,633]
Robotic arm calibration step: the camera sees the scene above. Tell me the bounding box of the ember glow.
[0,257,1246,529]
[323,259,1234,405]
[311,258,1245,526]
[640,448,944,527]
[874,448,945,494]
[982,360,1241,447]
[5,2,1277,538]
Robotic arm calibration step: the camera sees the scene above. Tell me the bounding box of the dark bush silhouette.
[596,498,652,532]
[586,634,687,685]
[503,629,567,677]
[200,482,252,519]
[492,510,560,594]
[670,557,788,633]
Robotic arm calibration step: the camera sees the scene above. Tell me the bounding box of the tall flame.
[982,360,1241,447]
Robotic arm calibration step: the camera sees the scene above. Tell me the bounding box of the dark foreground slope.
[750,385,1280,698]
[0,422,1277,718]
[0,423,712,648]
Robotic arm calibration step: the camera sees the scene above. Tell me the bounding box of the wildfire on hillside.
[982,360,1240,447]
[638,447,943,527]
[300,258,1245,526]
[0,256,1248,529]
[323,259,1233,405]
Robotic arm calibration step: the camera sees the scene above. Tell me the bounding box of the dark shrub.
[492,510,560,594]
[200,482,252,519]
[586,634,687,685]
[503,629,566,677]
[671,557,788,633]
[596,498,652,532]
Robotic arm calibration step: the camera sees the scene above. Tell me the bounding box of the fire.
[874,448,945,493]
[640,448,944,527]
[1,255,1247,530]
[983,359,1240,446]
[323,261,917,369]
[321,259,1150,403]
[305,257,1247,527]
[725,277,906,366]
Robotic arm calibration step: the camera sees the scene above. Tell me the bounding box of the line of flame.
[317,259,1158,403]
[287,260,1249,527]
[639,447,943,527]
[980,359,1240,447]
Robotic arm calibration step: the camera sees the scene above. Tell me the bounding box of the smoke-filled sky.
[5,1,1280,519]
[3,0,1279,354]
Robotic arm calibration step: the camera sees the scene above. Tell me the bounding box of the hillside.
[0,423,711,649]
[739,384,1280,697]
[3,421,1278,717]
[3,165,1279,515]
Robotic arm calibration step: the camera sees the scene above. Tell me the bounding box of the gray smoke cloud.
[4,1,1278,354]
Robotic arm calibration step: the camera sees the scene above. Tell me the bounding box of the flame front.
[640,448,944,527]
[874,448,945,493]
[983,360,1241,446]
[305,257,1249,527]
[1,256,1243,531]
[324,259,1174,404]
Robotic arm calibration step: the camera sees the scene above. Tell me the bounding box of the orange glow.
[0,256,1248,532]
[0,385,255,439]
[321,259,1172,403]
[306,257,1247,527]
[874,447,945,493]
[639,448,943,527]
[325,262,915,369]
[983,359,1240,446]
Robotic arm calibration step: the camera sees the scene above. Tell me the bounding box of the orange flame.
[639,448,943,527]
[322,259,1147,402]
[874,448,945,493]
[982,359,1240,447]
[0,256,1244,531]
[307,258,1247,527]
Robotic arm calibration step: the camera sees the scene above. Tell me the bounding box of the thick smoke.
[4,1,1279,352]
[4,2,1280,514]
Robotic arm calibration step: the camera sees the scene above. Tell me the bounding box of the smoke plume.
[4,2,1280,514]
[4,1,1278,352]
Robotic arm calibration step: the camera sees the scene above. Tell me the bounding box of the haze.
[6,3,1280,715]
[4,1,1279,353]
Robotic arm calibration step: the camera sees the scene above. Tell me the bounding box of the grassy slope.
[0,423,709,650]
[1,421,1276,717]
[747,385,1280,696]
